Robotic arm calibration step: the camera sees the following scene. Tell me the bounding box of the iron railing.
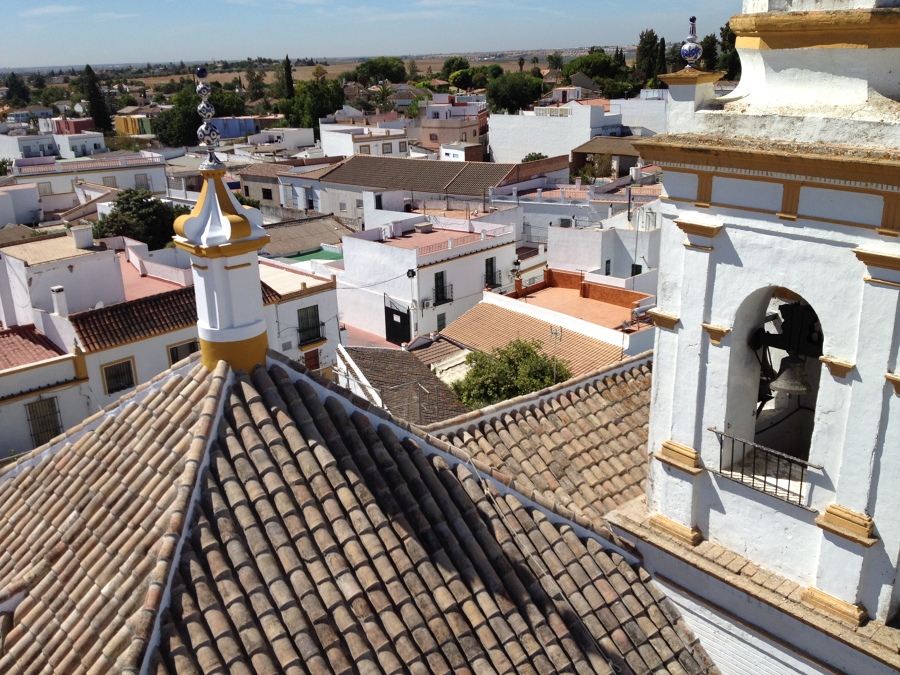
[483,271,502,288]
[433,284,453,305]
[709,427,822,507]
[298,321,326,346]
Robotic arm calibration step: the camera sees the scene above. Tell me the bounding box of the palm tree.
[518,57,525,72]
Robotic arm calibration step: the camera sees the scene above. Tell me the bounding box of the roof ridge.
[132,360,232,674]
[420,350,654,434]
[264,350,633,555]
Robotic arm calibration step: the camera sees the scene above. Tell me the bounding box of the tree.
[449,68,474,92]
[118,93,138,108]
[561,51,624,82]
[634,29,659,85]
[518,57,525,72]
[522,152,548,162]
[210,88,245,117]
[440,56,470,80]
[451,339,572,409]
[717,22,741,80]
[30,72,46,89]
[152,87,201,147]
[486,72,542,114]
[93,189,189,250]
[283,55,295,99]
[82,65,112,132]
[656,38,667,79]
[4,73,30,104]
[243,62,265,101]
[310,64,328,84]
[666,43,687,74]
[547,51,564,70]
[699,34,718,72]
[356,57,406,86]
[531,56,539,66]
[285,78,345,137]
[407,59,419,81]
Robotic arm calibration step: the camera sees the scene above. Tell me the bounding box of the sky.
[2,1,745,70]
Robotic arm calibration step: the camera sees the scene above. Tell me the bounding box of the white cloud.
[19,4,78,17]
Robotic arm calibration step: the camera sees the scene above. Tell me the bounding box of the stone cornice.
[659,68,725,86]
[732,9,900,51]
[854,248,900,272]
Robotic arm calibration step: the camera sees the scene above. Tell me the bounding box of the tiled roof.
[409,335,466,366]
[0,352,715,674]
[572,136,642,157]
[70,283,281,353]
[0,324,65,370]
[423,356,653,528]
[235,161,304,178]
[440,302,625,376]
[262,216,353,256]
[0,225,36,246]
[316,155,518,196]
[342,346,469,425]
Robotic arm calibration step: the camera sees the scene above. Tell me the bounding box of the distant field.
[136,57,535,88]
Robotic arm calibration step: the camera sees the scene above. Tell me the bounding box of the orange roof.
[440,302,624,376]
[0,324,65,370]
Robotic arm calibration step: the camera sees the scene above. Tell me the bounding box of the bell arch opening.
[719,287,824,504]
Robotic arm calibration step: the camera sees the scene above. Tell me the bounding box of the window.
[26,397,62,447]
[93,143,101,150]
[134,173,150,190]
[261,188,273,201]
[437,313,446,332]
[243,185,250,197]
[485,257,498,287]
[432,112,440,119]
[168,340,199,365]
[359,144,371,155]
[304,349,320,371]
[631,264,643,277]
[434,271,452,305]
[38,182,52,196]
[298,305,323,345]
[461,133,467,141]
[355,199,364,209]
[605,260,611,276]
[444,153,451,158]
[103,358,135,395]
[399,142,407,152]
[339,202,347,212]
[102,176,117,188]
[382,142,392,154]
[429,133,438,142]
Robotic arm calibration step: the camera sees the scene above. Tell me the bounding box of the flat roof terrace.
[517,286,653,332]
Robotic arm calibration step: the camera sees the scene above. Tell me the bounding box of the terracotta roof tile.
[0,324,65,369]
[342,346,468,425]
[441,302,625,376]
[0,350,713,674]
[70,283,280,353]
[262,216,352,257]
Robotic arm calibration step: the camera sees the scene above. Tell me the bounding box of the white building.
[245,127,315,153]
[10,152,167,214]
[0,183,41,225]
[319,125,409,159]
[53,132,107,159]
[605,4,900,674]
[0,133,58,161]
[332,211,518,344]
[488,101,622,163]
[422,93,486,121]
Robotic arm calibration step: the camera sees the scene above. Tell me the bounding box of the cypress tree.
[83,65,112,132]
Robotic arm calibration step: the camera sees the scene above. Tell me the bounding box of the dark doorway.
[384,306,411,345]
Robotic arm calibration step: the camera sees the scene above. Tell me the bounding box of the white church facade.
[608,3,900,673]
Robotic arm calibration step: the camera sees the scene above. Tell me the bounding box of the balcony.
[709,427,822,507]
[298,321,326,346]
[433,284,453,306]
[483,271,502,288]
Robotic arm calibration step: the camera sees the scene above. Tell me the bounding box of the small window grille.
[168,340,199,365]
[103,360,135,394]
[26,397,62,447]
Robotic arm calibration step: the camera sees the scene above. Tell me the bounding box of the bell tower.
[173,67,270,373]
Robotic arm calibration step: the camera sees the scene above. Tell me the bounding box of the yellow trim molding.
[200,330,268,373]
[864,275,900,289]
[675,219,722,238]
[800,587,868,627]
[702,324,730,346]
[224,262,251,271]
[819,356,855,379]
[886,373,900,395]
[854,248,900,272]
[649,514,704,547]
[684,243,714,252]
[732,10,900,51]
[653,439,703,475]
[647,309,679,330]
[659,68,725,85]
[815,504,877,548]
[174,235,270,259]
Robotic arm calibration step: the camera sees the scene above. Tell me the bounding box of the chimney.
[51,285,68,316]
[70,224,94,249]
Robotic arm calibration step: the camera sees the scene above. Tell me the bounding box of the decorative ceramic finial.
[195,66,222,166]
[681,16,703,69]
